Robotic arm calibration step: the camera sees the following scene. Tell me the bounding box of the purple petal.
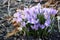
[40,24,45,29]
[44,19,51,27]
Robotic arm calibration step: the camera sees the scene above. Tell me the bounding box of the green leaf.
[37,14,46,24]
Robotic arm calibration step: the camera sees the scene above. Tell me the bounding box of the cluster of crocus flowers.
[13,3,58,31]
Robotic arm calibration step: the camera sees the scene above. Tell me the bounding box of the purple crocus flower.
[44,19,51,27]
[31,24,39,30]
[43,8,50,19]
[50,8,58,15]
[44,12,50,19]
[20,21,26,27]
[34,24,39,30]
[13,12,21,18]
[24,10,31,19]
[16,17,22,23]
[40,24,45,29]
[13,18,17,21]
[13,12,22,23]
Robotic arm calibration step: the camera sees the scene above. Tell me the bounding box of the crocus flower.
[40,24,45,29]
[13,12,21,18]
[44,12,50,19]
[16,17,22,23]
[31,24,39,30]
[44,19,51,27]
[50,8,58,15]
